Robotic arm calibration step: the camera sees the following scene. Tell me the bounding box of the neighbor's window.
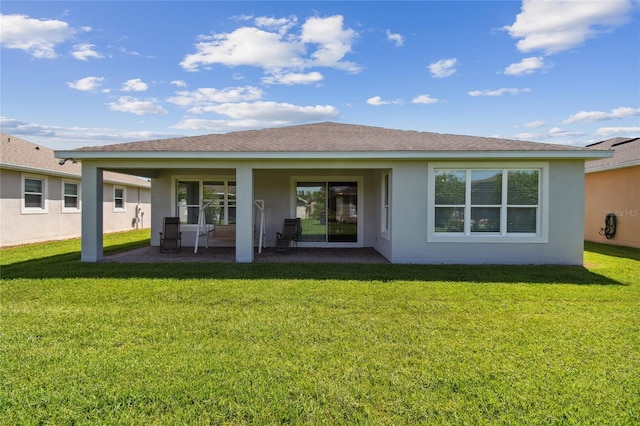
[63,181,80,212]
[22,175,47,213]
[433,167,541,237]
[114,187,125,211]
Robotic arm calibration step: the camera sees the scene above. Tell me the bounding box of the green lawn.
[1,232,638,425]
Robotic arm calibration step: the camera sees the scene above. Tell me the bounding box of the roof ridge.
[611,137,639,147]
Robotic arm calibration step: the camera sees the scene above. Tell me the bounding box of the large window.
[63,181,80,212]
[177,179,236,225]
[22,175,47,213]
[429,164,547,242]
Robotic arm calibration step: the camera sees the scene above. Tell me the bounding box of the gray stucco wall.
[388,160,585,265]
[1,168,151,247]
[150,167,381,249]
[0,169,81,246]
[147,159,586,265]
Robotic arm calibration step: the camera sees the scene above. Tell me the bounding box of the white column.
[235,165,254,263]
[81,162,104,262]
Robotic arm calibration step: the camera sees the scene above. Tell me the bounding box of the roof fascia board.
[586,160,640,173]
[1,162,150,187]
[0,162,80,179]
[55,150,613,161]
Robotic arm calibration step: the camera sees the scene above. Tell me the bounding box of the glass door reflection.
[296,181,357,243]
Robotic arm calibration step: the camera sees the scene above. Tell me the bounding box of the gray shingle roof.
[1,133,150,187]
[71,122,597,153]
[585,137,640,171]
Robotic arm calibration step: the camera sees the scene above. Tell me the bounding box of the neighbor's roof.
[58,122,611,160]
[1,133,151,187]
[585,137,640,172]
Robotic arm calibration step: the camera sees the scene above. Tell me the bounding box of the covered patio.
[101,246,389,264]
[55,122,610,265]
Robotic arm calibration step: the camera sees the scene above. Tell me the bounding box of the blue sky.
[1,0,639,150]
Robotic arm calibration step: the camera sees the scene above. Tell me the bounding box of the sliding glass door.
[296,181,358,243]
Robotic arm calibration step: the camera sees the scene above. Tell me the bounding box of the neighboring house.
[0,133,151,247]
[54,122,611,264]
[584,137,639,249]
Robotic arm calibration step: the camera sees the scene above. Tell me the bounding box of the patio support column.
[235,165,254,263]
[81,162,104,262]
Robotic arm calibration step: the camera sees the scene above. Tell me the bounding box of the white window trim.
[172,175,236,228]
[113,186,126,212]
[62,180,81,213]
[21,173,48,214]
[381,171,391,239]
[290,175,364,248]
[427,162,549,243]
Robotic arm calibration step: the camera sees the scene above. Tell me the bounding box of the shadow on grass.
[585,241,640,261]
[104,239,153,256]
[1,251,622,285]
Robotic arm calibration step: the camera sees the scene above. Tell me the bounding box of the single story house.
[1,133,151,247]
[54,122,611,264]
[584,137,639,248]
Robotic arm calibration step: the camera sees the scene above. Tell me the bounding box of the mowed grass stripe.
[1,232,638,424]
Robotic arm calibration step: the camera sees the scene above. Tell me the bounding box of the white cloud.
[254,16,297,34]
[172,118,277,132]
[514,132,537,140]
[522,120,546,128]
[386,30,404,47]
[180,15,360,76]
[262,71,324,85]
[170,80,187,87]
[0,116,177,149]
[366,96,402,106]
[300,15,359,72]
[120,78,149,92]
[0,117,56,137]
[504,56,548,75]
[367,96,388,106]
[412,95,439,105]
[549,127,567,134]
[428,58,457,78]
[231,14,254,23]
[107,97,167,115]
[564,107,640,124]
[595,126,640,137]
[67,76,106,91]
[513,128,587,145]
[118,47,152,58]
[167,86,263,109]
[0,14,74,58]
[181,26,305,72]
[503,0,634,55]
[172,101,339,131]
[71,43,102,61]
[468,87,531,97]
[197,101,339,121]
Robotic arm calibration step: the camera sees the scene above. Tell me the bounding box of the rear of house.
[1,133,151,247]
[585,137,639,249]
[54,122,611,264]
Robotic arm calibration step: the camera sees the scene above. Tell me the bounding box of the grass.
[1,232,639,425]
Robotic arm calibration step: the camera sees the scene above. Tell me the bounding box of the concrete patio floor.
[101,246,389,264]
